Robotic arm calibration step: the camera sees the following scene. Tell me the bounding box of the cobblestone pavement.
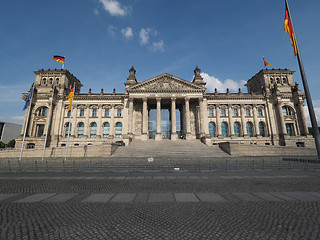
[0,171,320,239]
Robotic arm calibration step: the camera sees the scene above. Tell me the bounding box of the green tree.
[0,141,5,148]
[6,139,15,148]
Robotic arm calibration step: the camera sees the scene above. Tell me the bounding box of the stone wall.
[0,143,117,158]
[219,142,317,156]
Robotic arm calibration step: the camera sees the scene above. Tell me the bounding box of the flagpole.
[64,82,76,162]
[285,0,320,159]
[41,81,56,162]
[19,86,34,162]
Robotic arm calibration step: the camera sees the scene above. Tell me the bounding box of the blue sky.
[0,0,319,125]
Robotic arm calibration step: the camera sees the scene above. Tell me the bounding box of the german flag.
[263,57,271,67]
[67,87,74,111]
[52,55,65,64]
[284,6,297,57]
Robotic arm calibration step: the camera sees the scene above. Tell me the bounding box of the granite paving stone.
[251,192,284,201]
[195,193,227,202]
[174,193,199,202]
[282,192,320,201]
[231,192,263,202]
[0,194,18,202]
[15,193,56,203]
[148,193,174,202]
[81,193,114,203]
[42,193,78,203]
[110,193,136,203]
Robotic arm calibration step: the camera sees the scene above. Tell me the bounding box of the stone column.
[253,104,259,136]
[185,98,192,139]
[109,105,115,138]
[84,105,90,138]
[277,103,287,136]
[128,98,134,135]
[71,104,77,137]
[216,104,221,137]
[96,105,102,138]
[298,101,309,136]
[141,98,149,140]
[198,97,205,137]
[171,97,178,140]
[228,104,234,137]
[240,104,246,136]
[155,98,162,141]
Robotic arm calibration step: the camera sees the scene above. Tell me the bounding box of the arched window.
[246,122,253,137]
[103,122,110,138]
[115,122,123,138]
[27,143,35,149]
[92,109,97,117]
[90,122,97,138]
[38,107,48,117]
[105,109,110,117]
[42,78,47,84]
[221,108,226,117]
[209,109,214,117]
[209,122,215,137]
[259,122,266,137]
[49,78,53,84]
[221,122,228,137]
[77,122,84,138]
[117,109,122,117]
[234,122,241,137]
[282,106,293,116]
[258,108,263,117]
[286,123,295,136]
[65,123,72,138]
[246,108,251,116]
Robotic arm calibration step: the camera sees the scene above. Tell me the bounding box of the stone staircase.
[111,139,230,158]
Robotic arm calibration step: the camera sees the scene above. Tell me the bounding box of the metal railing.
[0,156,319,172]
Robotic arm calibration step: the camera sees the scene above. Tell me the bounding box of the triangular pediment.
[127,73,206,93]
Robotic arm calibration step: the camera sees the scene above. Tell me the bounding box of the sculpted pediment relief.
[127,73,206,93]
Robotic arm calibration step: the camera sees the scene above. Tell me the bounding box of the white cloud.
[99,0,128,17]
[121,27,133,39]
[151,40,164,52]
[304,102,320,127]
[93,9,99,15]
[200,73,246,93]
[139,28,150,45]
[108,25,117,38]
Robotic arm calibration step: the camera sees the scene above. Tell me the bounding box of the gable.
[127,73,206,93]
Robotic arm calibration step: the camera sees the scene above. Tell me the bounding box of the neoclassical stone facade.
[15,66,313,152]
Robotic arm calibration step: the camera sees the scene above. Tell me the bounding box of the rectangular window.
[246,109,251,116]
[80,109,84,117]
[258,109,263,117]
[117,109,122,117]
[234,109,239,116]
[209,109,213,117]
[67,110,71,117]
[105,109,110,117]
[221,108,226,117]
[92,109,97,117]
[37,124,45,137]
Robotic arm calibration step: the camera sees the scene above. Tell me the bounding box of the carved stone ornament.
[128,74,205,93]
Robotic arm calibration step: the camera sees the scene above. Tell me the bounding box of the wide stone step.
[111,140,229,157]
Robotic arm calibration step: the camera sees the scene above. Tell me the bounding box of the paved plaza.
[0,170,320,239]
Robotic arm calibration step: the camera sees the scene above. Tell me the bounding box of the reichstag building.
[16,66,313,154]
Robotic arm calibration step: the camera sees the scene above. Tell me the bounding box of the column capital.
[156,97,161,102]
[142,97,148,102]
[185,97,190,102]
[198,97,203,102]
[171,97,176,102]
